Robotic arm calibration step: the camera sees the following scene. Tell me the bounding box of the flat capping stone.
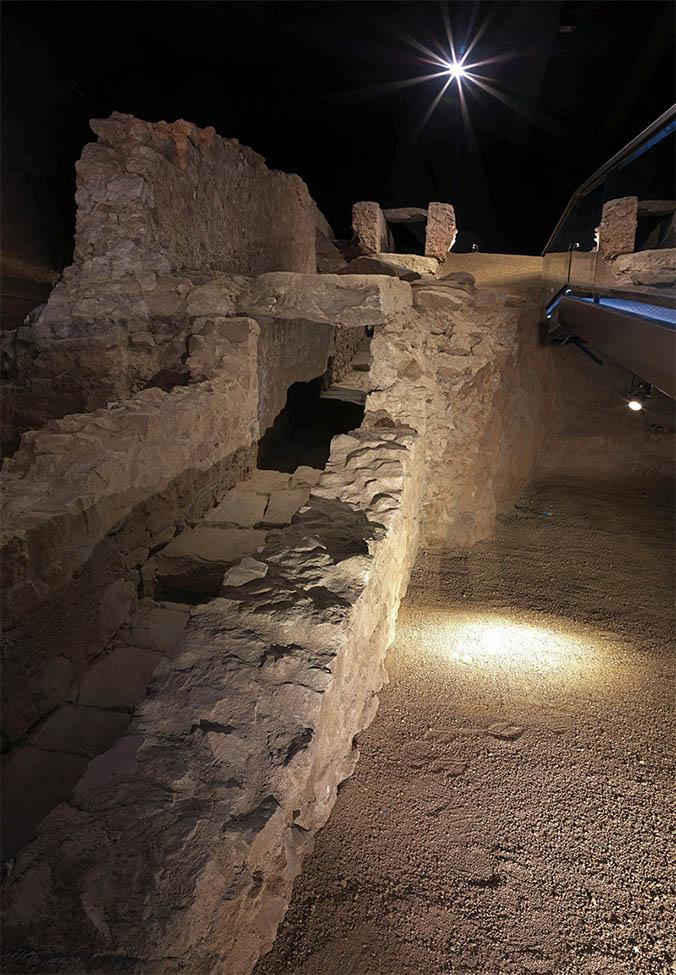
[241,271,413,327]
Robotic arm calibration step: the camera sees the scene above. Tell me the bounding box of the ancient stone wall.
[0,274,407,753]
[2,114,322,449]
[2,321,426,975]
[420,287,557,549]
[74,113,316,278]
[2,262,561,974]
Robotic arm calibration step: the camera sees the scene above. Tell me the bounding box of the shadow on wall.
[258,378,364,473]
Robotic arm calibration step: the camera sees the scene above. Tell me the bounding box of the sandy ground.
[256,476,674,975]
[440,252,544,295]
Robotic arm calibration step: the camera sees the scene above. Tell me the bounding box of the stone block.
[30,703,130,758]
[351,201,390,255]
[244,469,293,493]
[202,488,268,528]
[382,207,428,223]
[79,645,163,709]
[612,247,676,285]
[316,231,346,274]
[425,202,457,259]
[155,526,266,595]
[291,466,322,487]
[260,488,311,527]
[598,196,638,259]
[185,275,251,318]
[339,253,439,281]
[413,288,466,314]
[130,601,191,653]
[242,272,412,327]
[435,270,476,290]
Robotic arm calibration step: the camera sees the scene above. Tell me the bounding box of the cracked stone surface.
[242,271,412,327]
[155,526,267,595]
[260,488,311,527]
[425,202,457,260]
[597,196,638,259]
[203,488,269,528]
[351,201,390,255]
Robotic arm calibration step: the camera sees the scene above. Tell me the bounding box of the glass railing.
[543,105,676,305]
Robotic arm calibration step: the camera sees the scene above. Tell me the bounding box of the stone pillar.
[425,202,457,260]
[597,196,638,259]
[352,201,390,255]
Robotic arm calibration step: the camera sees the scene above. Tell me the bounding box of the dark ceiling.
[2,0,674,266]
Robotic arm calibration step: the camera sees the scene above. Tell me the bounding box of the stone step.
[155,526,267,596]
[259,487,311,527]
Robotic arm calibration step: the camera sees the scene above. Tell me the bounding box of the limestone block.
[244,469,293,493]
[598,196,638,258]
[155,526,266,594]
[30,703,130,758]
[351,201,390,255]
[222,556,269,587]
[382,207,428,223]
[339,255,420,280]
[435,270,476,291]
[185,275,251,318]
[79,645,163,709]
[425,202,458,259]
[612,247,676,286]
[413,288,466,315]
[339,253,439,281]
[291,466,322,487]
[260,488,311,527]
[203,488,269,528]
[243,272,412,327]
[130,601,191,653]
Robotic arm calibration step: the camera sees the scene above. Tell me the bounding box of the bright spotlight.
[446,60,467,81]
[625,380,652,412]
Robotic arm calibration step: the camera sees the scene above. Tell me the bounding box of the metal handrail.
[542,103,676,255]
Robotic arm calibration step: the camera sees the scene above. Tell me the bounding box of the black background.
[2,0,674,268]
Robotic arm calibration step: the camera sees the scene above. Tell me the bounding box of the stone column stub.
[597,196,638,259]
[352,201,390,255]
[425,202,457,259]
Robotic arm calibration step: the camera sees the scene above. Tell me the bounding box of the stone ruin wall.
[1,114,560,974]
[1,113,324,453]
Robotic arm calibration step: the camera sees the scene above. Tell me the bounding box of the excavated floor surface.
[256,476,674,975]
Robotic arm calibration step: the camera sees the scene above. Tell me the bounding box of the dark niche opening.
[388,222,425,255]
[257,377,364,473]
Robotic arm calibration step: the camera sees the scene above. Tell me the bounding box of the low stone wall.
[421,289,557,549]
[1,318,260,745]
[74,113,315,279]
[1,295,336,749]
[2,389,425,975]
[3,113,321,448]
[365,273,557,549]
[1,265,560,974]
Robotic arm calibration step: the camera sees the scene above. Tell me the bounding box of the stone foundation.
[1,112,561,975]
[2,113,322,449]
[2,262,559,974]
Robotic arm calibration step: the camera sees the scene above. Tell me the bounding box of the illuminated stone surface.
[597,195,638,258]
[424,201,458,259]
[242,271,412,327]
[351,201,390,255]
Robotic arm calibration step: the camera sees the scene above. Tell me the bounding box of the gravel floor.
[256,477,674,975]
